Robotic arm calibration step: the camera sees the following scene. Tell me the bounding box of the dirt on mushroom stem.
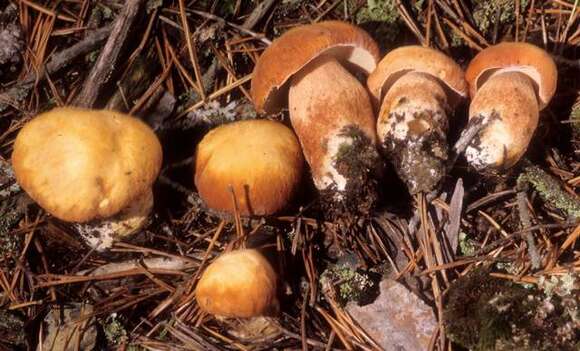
[319,125,382,222]
[381,109,449,194]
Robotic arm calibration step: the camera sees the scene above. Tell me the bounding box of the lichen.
[321,262,376,305]
[472,0,529,36]
[102,313,128,346]
[0,309,26,349]
[517,165,580,219]
[458,232,478,256]
[355,0,399,23]
[443,268,580,351]
[354,0,401,44]
[0,161,23,263]
[538,273,578,299]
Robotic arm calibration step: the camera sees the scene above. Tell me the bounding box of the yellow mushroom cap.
[196,249,278,318]
[11,107,163,223]
[194,119,304,216]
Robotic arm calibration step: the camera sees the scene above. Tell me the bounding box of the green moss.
[458,232,478,256]
[355,0,399,24]
[517,165,580,219]
[354,0,401,43]
[443,268,580,351]
[321,263,375,305]
[102,313,128,346]
[472,0,525,35]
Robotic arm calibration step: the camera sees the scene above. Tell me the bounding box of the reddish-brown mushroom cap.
[367,45,468,107]
[465,42,557,109]
[251,20,380,114]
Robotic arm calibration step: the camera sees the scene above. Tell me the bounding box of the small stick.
[516,191,541,269]
[0,26,112,112]
[74,0,145,108]
[242,0,276,29]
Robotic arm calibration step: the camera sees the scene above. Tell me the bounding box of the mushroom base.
[319,125,382,220]
[464,71,539,171]
[74,190,153,251]
[381,110,449,194]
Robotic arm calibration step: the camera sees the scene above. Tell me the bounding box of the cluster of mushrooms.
[10,21,557,319]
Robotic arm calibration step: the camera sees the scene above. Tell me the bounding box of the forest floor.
[0,0,579,350]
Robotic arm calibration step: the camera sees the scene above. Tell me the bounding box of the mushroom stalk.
[75,189,153,250]
[377,71,450,193]
[465,71,538,170]
[288,55,380,209]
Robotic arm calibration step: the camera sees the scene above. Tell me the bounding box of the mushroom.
[196,249,278,318]
[367,46,468,193]
[11,107,162,250]
[251,21,382,215]
[194,119,304,216]
[463,42,557,170]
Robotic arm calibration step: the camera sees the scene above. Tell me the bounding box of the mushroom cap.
[12,107,162,223]
[367,45,468,107]
[465,42,557,109]
[194,119,304,216]
[251,20,380,114]
[196,249,278,318]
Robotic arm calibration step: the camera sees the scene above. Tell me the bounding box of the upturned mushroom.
[463,42,557,170]
[11,107,162,250]
[367,46,468,193]
[251,21,382,215]
[196,249,278,318]
[194,119,304,216]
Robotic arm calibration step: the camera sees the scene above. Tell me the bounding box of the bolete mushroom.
[463,42,557,170]
[11,107,162,250]
[251,21,382,215]
[367,46,468,193]
[196,249,278,318]
[194,119,303,216]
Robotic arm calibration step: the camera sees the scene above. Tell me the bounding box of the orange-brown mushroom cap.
[465,42,557,109]
[367,45,468,107]
[251,20,380,114]
[196,249,278,318]
[11,107,163,223]
[194,119,304,216]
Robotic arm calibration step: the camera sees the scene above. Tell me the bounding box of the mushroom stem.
[288,55,380,210]
[75,189,153,251]
[377,72,450,193]
[465,71,539,170]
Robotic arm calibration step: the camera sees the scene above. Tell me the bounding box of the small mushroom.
[11,107,162,250]
[251,21,382,215]
[196,249,278,318]
[194,119,304,216]
[463,42,557,170]
[367,46,468,193]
